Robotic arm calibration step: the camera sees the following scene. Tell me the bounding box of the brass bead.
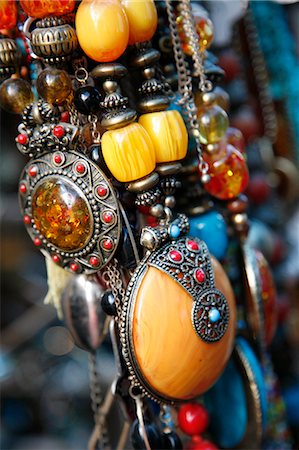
[30,18,78,63]
[130,47,160,68]
[0,78,34,114]
[0,38,21,68]
[36,68,72,105]
[164,196,176,208]
[149,204,164,218]
[156,162,182,176]
[90,63,127,79]
[127,172,159,192]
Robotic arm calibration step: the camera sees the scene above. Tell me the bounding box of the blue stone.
[209,308,221,323]
[170,224,181,238]
[188,210,228,260]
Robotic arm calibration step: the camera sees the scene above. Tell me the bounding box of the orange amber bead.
[20,0,75,18]
[177,13,214,55]
[121,0,157,45]
[0,0,17,30]
[201,144,249,200]
[75,0,129,63]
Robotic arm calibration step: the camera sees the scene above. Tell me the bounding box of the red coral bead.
[97,185,108,197]
[103,211,113,223]
[70,262,79,272]
[23,215,31,225]
[54,153,63,164]
[169,250,182,262]
[185,436,218,450]
[53,125,65,138]
[103,239,113,250]
[178,403,209,436]
[187,240,199,251]
[29,165,38,177]
[52,255,60,264]
[17,133,28,145]
[19,183,27,194]
[89,256,99,266]
[61,111,70,123]
[34,237,42,246]
[76,163,86,174]
[195,269,205,283]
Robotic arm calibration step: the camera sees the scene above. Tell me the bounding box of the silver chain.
[178,0,212,93]
[88,353,111,450]
[165,0,209,177]
[102,259,126,319]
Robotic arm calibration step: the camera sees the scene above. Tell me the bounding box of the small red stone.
[89,256,100,266]
[23,215,31,225]
[103,239,113,251]
[195,269,205,283]
[52,255,60,264]
[187,240,199,251]
[169,250,182,262]
[54,153,63,164]
[103,211,113,223]
[17,133,28,145]
[185,436,218,450]
[19,183,27,194]
[76,163,86,174]
[70,262,79,272]
[178,403,209,436]
[34,237,42,247]
[29,165,38,177]
[97,185,108,197]
[53,125,65,138]
[61,111,70,123]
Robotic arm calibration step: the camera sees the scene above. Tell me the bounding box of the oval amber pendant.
[121,238,236,402]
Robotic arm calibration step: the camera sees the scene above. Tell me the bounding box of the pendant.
[120,237,236,403]
[19,149,121,274]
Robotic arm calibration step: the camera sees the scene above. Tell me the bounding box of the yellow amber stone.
[176,14,214,55]
[139,110,188,164]
[75,0,129,63]
[197,104,229,145]
[132,257,236,400]
[32,177,92,251]
[101,122,156,182]
[121,0,158,45]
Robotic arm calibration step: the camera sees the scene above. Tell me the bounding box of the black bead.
[89,143,112,177]
[101,291,117,316]
[163,431,183,449]
[74,85,101,115]
[131,419,164,450]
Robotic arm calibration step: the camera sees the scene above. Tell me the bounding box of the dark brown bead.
[0,78,34,114]
[227,194,248,214]
[36,68,72,105]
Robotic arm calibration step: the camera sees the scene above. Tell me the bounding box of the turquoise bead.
[209,307,221,323]
[170,224,181,238]
[188,210,228,260]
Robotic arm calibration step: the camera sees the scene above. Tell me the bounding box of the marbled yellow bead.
[139,110,188,163]
[101,123,156,182]
[121,0,158,45]
[75,0,129,63]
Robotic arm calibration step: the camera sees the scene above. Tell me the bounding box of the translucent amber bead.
[75,0,129,63]
[32,177,92,251]
[177,14,214,55]
[20,0,75,18]
[121,0,157,45]
[195,88,229,113]
[139,110,188,163]
[201,144,249,200]
[0,0,17,30]
[36,68,72,105]
[101,123,156,182]
[197,104,229,145]
[0,78,34,114]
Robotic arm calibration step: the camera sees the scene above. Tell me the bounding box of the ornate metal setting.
[120,237,230,403]
[19,151,121,274]
[16,100,78,158]
[0,37,20,81]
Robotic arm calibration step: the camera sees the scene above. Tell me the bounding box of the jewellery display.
[1,1,294,449]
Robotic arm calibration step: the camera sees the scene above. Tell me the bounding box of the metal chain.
[102,259,126,319]
[88,353,111,450]
[88,113,101,143]
[165,0,209,177]
[243,9,277,144]
[178,0,212,93]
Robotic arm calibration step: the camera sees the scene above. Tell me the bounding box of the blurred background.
[1,1,299,449]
